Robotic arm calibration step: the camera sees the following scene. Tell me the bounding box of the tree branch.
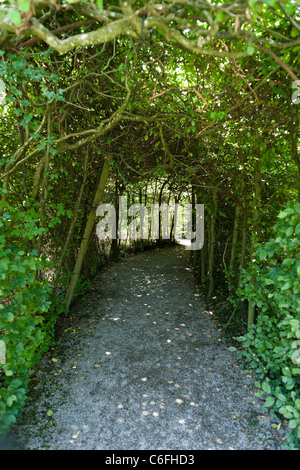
[27,14,137,54]
[19,19,99,48]
[258,44,299,82]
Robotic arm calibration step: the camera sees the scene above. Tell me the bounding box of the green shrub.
[237,202,300,447]
[0,196,51,433]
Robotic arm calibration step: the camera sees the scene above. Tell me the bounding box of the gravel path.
[15,245,286,450]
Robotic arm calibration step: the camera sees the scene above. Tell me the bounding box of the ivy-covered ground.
[12,245,288,450]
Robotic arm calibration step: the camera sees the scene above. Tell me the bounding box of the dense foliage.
[237,203,300,444]
[0,195,51,431]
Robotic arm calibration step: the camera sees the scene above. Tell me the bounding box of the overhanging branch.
[28,16,136,53]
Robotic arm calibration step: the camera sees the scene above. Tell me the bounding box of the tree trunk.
[200,240,206,284]
[288,101,299,201]
[139,186,144,251]
[52,151,89,293]
[190,185,196,264]
[32,156,46,200]
[228,201,241,295]
[158,179,168,245]
[207,189,217,299]
[238,205,247,286]
[110,179,120,258]
[291,130,300,202]
[251,158,262,250]
[170,193,180,242]
[65,155,112,309]
[247,157,262,329]
[149,179,158,240]
[36,111,52,257]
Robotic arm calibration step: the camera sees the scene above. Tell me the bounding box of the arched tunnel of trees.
[0,0,299,447]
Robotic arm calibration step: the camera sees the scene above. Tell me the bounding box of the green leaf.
[282,367,291,377]
[217,10,224,22]
[288,419,298,429]
[6,395,17,407]
[47,410,53,417]
[276,393,287,403]
[264,0,277,6]
[264,396,275,407]
[96,0,103,10]
[8,8,22,27]
[18,0,31,12]
[210,111,218,121]
[262,381,271,394]
[0,259,9,272]
[5,312,14,322]
[279,406,293,419]
[247,45,255,56]
[258,249,267,260]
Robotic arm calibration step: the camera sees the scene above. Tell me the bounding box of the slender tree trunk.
[65,155,112,309]
[190,185,196,264]
[228,201,241,294]
[111,179,120,258]
[238,205,247,286]
[200,240,206,284]
[288,101,300,201]
[170,193,178,242]
[251,158,262,248]
[36,111,52,257]
[52,151,89,293]
[139,186,144,251]
[32,156,46,200]
[248,157,262,329]
[144,182,148,208]
[158,179,168,245]
[195,192,206,284]
[291,132,300,202]
[207,189,217,299]
[149,179,158,239]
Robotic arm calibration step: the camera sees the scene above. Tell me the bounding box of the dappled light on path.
[15,246,286,450]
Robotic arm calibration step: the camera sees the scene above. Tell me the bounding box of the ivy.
[237,203,300,446]
[0,196,52,433]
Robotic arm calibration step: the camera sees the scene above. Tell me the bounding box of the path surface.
[15,245,285,450]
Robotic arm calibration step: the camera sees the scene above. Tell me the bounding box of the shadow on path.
[15,245,285,450]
